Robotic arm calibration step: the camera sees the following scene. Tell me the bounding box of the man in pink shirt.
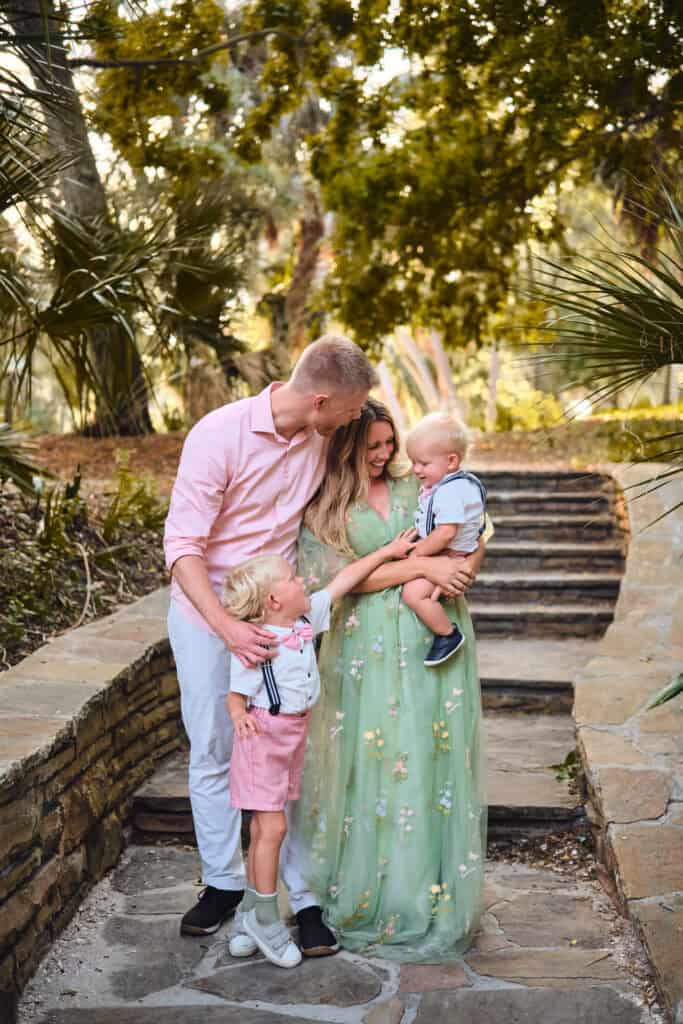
[164,336,377,952]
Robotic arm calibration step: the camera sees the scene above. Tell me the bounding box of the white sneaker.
[228,910,258,958]
[243,908,302,969]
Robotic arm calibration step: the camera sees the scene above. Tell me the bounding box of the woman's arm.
[353,555,474,595]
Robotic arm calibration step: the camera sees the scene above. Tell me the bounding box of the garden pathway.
[16,469,666,1023]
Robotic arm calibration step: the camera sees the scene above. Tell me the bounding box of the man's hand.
[423,555,475,597]
[221,615,278,668]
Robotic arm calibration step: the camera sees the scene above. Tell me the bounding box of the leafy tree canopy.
[233,0,683,349]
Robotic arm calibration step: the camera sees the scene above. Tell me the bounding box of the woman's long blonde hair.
[304,398,403,555]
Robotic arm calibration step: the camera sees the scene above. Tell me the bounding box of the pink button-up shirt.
[164,384,328,633]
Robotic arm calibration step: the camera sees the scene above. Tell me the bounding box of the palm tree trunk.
[8,0,153,435]
[284,190,324,352]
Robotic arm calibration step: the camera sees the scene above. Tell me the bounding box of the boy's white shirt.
[229,589,331,714]
[414,475,484,554]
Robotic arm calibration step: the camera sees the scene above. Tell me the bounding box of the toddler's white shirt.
[414,476,484,554]
[229,589,331,714]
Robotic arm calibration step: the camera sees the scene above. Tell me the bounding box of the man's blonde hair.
[290,334,379,394]
[221,554,289,624]
[406,412,471,461]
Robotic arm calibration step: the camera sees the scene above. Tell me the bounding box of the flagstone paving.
[17,845,663,1024]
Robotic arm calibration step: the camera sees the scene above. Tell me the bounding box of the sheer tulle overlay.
[296,476,487,961]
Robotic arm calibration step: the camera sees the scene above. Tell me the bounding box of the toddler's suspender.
[259,615,312,716]
[424,471,488,536]
[260,661,280,716]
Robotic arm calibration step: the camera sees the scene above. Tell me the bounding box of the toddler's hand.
[230,708,260,739]
[430,585,442,602]
[386,528,418,560]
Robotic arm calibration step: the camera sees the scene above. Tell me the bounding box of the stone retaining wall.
[0,589,180,1006]
[575,463,683,1024]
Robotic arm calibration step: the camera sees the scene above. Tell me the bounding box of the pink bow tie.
[282,623,314,649]
[419,484,435,500]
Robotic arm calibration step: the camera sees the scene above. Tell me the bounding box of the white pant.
[167,601,316,913]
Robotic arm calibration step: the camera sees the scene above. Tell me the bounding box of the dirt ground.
[32,428,576,497]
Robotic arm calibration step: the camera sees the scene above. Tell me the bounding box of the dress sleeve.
[297,527,351,590]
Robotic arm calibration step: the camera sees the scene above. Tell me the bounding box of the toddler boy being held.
[404,412,487,667]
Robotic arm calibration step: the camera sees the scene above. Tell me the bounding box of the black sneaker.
[424,627,465,667]
[180,886,244,936]
[296,906,340,957]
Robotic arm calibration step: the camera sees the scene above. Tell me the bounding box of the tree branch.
[68,27,306,70]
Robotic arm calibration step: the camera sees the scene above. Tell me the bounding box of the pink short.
[230,706,311,811]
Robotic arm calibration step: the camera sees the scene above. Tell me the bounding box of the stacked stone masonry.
[575,464,683,1024]
[0,591,182,1001]
[1,465,681,1022]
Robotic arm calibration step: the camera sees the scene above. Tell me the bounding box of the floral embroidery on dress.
[388,695,400,717]
[363,728,385,757]
[345,612,360,633]
[432,719,451,754]
[392,753,409,781]
[329,710,345,739]
[429,883,453,916]
[437,784,453,814]
[397,805,415,835]
[349,658,365,680]
[378,913,400,941]
[375,796,388,818]
[371,634,385,655]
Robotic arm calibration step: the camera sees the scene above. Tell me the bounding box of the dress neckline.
[362,477,395,524]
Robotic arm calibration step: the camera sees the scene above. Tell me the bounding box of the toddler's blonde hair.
[221,554,289,624]
[406,412,470,461]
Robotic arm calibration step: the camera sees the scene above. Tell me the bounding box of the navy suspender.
[261,661,280,716]
[259,615,312,716]
[424,471,488,536]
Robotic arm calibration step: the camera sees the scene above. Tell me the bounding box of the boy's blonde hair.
[290,334,378,394]
[405,412,471,461]
[221,554,289,624]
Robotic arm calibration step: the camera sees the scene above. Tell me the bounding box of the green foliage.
[35,469,87,549]
[237,0,683,344]
[101,452,168,543]
[646,673,683,710]
[528,184,683,517]
[0,468,168,666]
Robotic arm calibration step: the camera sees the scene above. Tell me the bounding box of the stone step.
[24,850,648,1023]
[475,469,613,493]
[484,712,582,838]
[486,490,612,515]
[131,713,581,842]
[478,637,598,713]
[469,601,614,638]
[471,571,622,604]
[484,539,626,573]
[492,513,617,541]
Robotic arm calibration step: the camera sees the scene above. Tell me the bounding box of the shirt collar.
[249,383,281,436]
[249,382,314,446]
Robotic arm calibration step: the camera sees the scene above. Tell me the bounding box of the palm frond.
[646,673,683,710]
[0,423,49,493]
[526,184,683,521]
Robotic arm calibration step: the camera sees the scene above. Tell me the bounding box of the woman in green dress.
[296,399,487,962]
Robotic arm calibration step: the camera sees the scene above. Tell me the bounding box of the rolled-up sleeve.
[163,422,231,573]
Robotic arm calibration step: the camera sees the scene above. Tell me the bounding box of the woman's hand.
[422,555,475,596]
[384,528,418,561]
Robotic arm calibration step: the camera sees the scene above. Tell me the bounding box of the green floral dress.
[296,475,486,962]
